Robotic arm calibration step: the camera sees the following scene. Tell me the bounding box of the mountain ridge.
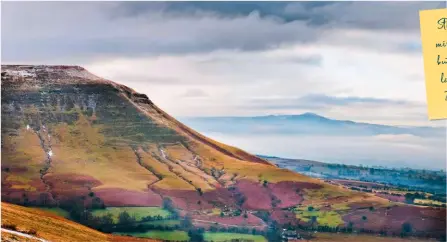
[181,112,438,129]
[1,65,271,166]
[180,113,443,137]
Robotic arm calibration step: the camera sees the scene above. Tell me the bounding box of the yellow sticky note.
[420,8,447,120]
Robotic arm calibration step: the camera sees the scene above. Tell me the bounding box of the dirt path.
[1,228,49,242]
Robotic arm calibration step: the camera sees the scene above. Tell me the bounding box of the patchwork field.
[203,232,267,242]
[115,230,189,241]
[294,206,344,227]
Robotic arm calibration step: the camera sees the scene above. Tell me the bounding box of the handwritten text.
[438,18,447,30]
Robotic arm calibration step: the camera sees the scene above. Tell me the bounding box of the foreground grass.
[1,202,156,242]
[92,207,171,223]
[204,232,267,242]
[115,230,189,241]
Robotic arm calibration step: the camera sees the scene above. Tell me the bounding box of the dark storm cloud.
[114,1,444,30]
[1,1,444,63]
[1,2,318,62]
[112,2,335,22]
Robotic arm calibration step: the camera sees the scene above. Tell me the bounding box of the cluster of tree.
[349,187,372,193]
[265,221,282,241]
[162,197,179,219]
[196,188,203,196]
[225,188,247,207]
[210,167,225,179]
[176,213,205,242]
[252,211,270,224]
[187,228,204,242]
[429,193,447,203]
[2,192,59,207]
[140,214,176,222]
[208,225,262,236]
[262,180,268,187]
[108,212,181,234]
[271,195,281,208]
[59,199,113,232]
[281,218,421,239]
[404,192,427,204]
[377,191,402,196]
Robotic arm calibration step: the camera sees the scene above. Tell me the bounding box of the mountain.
[1,65,445,240]
[179,113,443,137]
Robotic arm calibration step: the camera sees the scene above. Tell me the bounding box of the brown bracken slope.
[1,202,157,242]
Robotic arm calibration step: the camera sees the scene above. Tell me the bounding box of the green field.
[33,207,71,219]
[115,230,189,241]
[204,232,267,242]
[294,206,344,227]
[141,219,181,227]
[92,207,171,223]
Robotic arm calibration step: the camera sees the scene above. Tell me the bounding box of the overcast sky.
[2,1,446,127]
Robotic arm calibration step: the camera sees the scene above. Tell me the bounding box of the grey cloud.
[2,2,318,63]
[300,94,409,106]
[115,1,443,31]
[196,53,322,66]
[246,94,414,110]
[2,1,440,63]
[284,2,444,31]
[280,55,322,66]
[110,74,182,85]
[180,89,209,98]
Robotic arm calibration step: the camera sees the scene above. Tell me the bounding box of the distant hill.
[180,113,443,137]
[258,155,447,195]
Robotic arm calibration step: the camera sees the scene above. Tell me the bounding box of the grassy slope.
[2,78,334,194]
[0,66,394,220]
[1,202,157,242]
